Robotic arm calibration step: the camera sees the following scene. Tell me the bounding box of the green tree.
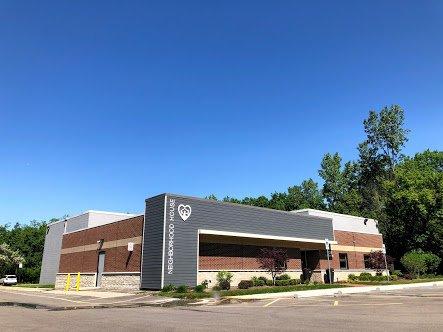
[0,243,25,276]
[319,154,361,215]
[383,150,443,261]
[357,105,409,219]
[400,250,441,277]
[285,179,325,211]
[222,196,241,204]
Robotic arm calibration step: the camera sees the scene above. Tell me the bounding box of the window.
[339,253,348,269]
[364,254,371,269]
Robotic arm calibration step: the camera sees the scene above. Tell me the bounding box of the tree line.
[0,220,53,283]
[207,105,443,271]
[0,105,441,282]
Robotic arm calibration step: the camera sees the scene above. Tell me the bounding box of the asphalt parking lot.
[1,285,442,331]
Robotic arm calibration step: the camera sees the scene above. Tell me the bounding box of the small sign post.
[382,244,390,282]
[325,238,332,284]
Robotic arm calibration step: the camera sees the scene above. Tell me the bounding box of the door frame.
[96,251,106,287]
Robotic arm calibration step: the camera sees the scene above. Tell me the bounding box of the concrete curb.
[229,281,443,300]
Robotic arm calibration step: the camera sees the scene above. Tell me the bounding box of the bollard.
[65,273,71,292]
[75,272,81,292]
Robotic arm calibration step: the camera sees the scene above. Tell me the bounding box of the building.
[39,210,136,284]
[42,193,386,290]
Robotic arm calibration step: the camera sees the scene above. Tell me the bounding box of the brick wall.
[58,215,143,274]
[199,242,302,270]
[334,230,383,248]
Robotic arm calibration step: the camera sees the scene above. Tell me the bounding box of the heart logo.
[178,204,192,222]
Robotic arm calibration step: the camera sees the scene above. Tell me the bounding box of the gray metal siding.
[65,214,88,233]
[140,195,165,289]
[152,194,334,288]
[39,221,65,284]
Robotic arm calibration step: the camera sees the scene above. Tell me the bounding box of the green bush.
[216,271,233,290]
[253,279,265,287]
[401,250,442,277]
[392,270,403,277]
[265,279,274,286]
[161,284,176,292]
[358,272,373,281]
[275,279,291,286]
[219,280,231,290]
[216,271,233,283]
[289,279,301,285]
[194,285,205,293]
[212,285,221,291]
[348,274,358,281]
[275,274,291,280]
[176,285,187,293]
[238,280,253,289]
[258,276,268,283]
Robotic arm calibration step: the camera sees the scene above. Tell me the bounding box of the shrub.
[212,285,221,291]
[358,272,373,281]
[251,276,265,286]
[176,285,187,293]
[403,273,413,280]
[371,275,387,282]
[401,250,442,277]
[258,276,268,283]
[161,284,175,292]
[392,270,403,277]
[194,285,205,293]
[254,279,265,287]
[275,279,291,286]
[289,279,301,285]
[348,274,358,281]
[216,271,233,290]
[219,280,231,290]
[265,279,274,286]
[251,277,266,287]
[238,280,253,289]
[276,274,291,281]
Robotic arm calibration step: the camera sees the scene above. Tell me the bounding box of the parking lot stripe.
[263,298,282,307]
[0,289,91,304]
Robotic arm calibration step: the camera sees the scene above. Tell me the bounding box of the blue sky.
[1,1,442,224]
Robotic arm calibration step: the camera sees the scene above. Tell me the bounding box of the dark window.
[364,254,371,269]
[339,253,348,269]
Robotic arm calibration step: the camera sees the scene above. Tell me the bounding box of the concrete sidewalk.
[6,286,144,299]
[230,280,443,300]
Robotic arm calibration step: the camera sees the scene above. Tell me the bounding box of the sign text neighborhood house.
[167,198,175,274]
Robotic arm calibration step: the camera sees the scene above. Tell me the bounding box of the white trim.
[85,210,137,217]
[292,208,375,222]
[196,230,200,286]
[198,229,338,245]
[160,195,168,289]
[48,211,138,226]
[139,210,146,289]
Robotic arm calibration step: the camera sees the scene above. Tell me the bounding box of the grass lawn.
[160,283,349,299]
[12,284,55,289]
[347,277,443,286]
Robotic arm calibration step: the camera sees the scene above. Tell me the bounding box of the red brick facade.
[334,230,383,248]
[58,215,144,274]
[198,231,384,272]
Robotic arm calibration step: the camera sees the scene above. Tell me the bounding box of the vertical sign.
[325,238,332,284]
